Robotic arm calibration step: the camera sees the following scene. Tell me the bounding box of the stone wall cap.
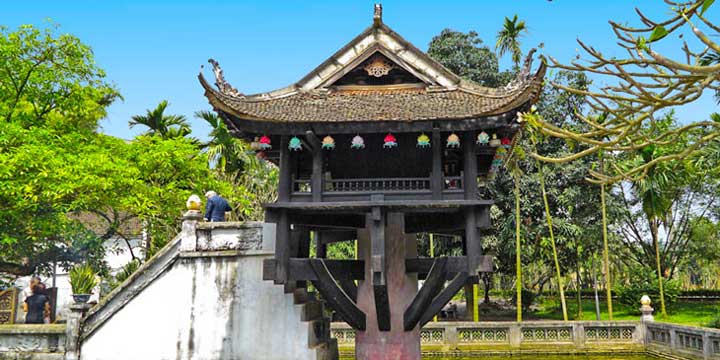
[196,221,263,230]
[0,324,65,334]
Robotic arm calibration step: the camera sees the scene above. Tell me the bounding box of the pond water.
[423,356,658,360]
[343,355,659,360]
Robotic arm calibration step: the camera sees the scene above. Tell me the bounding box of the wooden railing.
[326,177,431,193]
[291,176,466,198]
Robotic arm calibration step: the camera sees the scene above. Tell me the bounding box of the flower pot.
[72,294,91,303]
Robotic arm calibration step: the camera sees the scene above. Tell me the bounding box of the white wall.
[80,255,317,360]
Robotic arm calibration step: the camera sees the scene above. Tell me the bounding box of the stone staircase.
[289,286,339,359]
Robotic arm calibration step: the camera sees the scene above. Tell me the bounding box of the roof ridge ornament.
[373,4,382,25]
[207,58,244,98]
[504,48,537,91]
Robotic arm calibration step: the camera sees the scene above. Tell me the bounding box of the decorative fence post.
[65,303,92,360]
[180,195,203,252]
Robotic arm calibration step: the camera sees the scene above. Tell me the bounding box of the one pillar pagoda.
[200,5,544,359]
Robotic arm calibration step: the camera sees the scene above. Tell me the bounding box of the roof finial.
[373,4,383,25]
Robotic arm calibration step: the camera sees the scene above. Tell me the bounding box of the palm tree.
[496,15,528,67]
[195,110,244,173]
[634,146,677,319]
[506,152,524,321]
[129,100,191,138]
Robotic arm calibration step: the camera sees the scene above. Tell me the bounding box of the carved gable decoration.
[330,53,424,88]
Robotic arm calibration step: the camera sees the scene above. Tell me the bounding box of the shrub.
[511,288,535,310]
[615,275,680,314]
[69,264,98,295]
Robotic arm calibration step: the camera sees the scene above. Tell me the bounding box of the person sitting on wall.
[204,190,232,222]
[24,283,50,324]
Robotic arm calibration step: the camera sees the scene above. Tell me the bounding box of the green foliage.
[512,288,536,310]
[495,15,528,66]
[615,267,681,313]
[69,264,98,295]
[427,29,511,87]
[129,100,191,139]
[708,308,720,329]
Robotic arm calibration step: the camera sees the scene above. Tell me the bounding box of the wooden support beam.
[288,213,365,229]
[278,136,291,202]
[263,258,365,281]
[338,278,358,302]
[431,129,442,200]
[309,259,366,330]
[315,231,327,258]
[465,207,482,275]
[476,205,491,229]
[274,209,290,284]
[403,257,448,330]
[405,256,493,276]
[418,272,469,327]
[318,230,357,244]
[309,131,323,202]
[463,131,478,200]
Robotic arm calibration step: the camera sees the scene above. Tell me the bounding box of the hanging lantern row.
[250,133,511,151]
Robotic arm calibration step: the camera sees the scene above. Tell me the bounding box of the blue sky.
[3,1,717,140]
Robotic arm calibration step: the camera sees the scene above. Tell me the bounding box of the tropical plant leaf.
[701,0,715,15]
[648,25,669,43]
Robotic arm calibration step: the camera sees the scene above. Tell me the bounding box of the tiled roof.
[199,66,545,123]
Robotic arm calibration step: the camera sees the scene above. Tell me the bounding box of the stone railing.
[332,321,645,356]
[646,322,720,359]
[0,324,65,359]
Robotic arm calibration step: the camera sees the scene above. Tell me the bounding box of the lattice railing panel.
[585,326,634,342]
[677,332,703,352]
[420,329,444,343]
[648,327,671,344]
[521,327,572,342]
[458,328,509,343]
[331,329,356,344]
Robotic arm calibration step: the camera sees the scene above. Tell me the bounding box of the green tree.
[427,29,511,87]
[129,100,191,139]
[195,110,244,173]
[495,15,528,67]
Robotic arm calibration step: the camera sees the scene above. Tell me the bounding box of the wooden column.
[274,209,290,284]
[463,132,478,200]
[315,231,327,258]
[431,130,443,200]
[465,207,481,276]
[308,132,323,202]
[278,136,291,202]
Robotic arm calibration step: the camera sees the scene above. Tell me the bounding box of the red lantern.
[501,137,511,146]
[259,135,272,150]
[383,133,398,148]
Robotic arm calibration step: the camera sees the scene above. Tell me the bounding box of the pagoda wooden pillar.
[355,212,420,360]
[431,130,443,200]
[308,132,323,202]
[462,131,478,200]
[278,136,291,202]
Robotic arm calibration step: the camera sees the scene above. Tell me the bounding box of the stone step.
[301,300,324,322]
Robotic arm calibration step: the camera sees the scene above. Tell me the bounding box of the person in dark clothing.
[25,283,50,324]
[204,191,232,222]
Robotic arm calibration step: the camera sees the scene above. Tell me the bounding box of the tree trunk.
[650,220,668,318]
[576,244,583,319]
[515,175,522,322]
[600,153,614,320]
[535,156,568,321]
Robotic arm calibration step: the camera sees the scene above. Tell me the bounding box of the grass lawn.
[532,298,719,327]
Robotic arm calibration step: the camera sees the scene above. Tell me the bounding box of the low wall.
[333,321,647,358]
[0,324,65,359]
[646,322,720,359]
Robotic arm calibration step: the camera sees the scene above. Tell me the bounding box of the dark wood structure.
[200,5,544,359]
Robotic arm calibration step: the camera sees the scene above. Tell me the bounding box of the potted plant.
[69,264,97,303]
